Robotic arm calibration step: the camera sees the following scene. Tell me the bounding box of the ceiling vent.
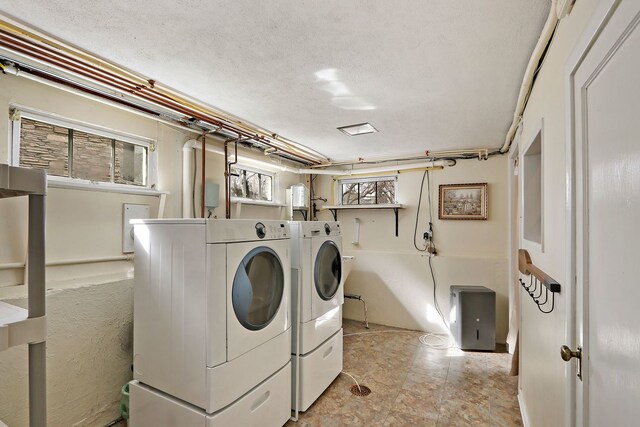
[337,122,378,136]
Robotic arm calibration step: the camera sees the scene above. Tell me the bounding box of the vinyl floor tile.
[291,321,522,427]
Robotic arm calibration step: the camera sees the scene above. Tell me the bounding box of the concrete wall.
[515,1,599,426]
[0,74,300,426]
[313,155,510,341]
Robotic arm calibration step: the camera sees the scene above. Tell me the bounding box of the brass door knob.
[560,345,581,362]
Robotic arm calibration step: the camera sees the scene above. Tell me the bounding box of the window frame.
[336,175,398,206]
[520,118,545,253]
[10,106,158,194]
[229,164,277,204]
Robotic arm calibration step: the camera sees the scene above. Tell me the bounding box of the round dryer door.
[314,240,342,301]
[232,246,284,331]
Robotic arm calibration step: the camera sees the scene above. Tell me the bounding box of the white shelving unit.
[0,164,48,427]
[0,301,46,351]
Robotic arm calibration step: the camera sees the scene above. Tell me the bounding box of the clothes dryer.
[131,219,291,427]
[289,221,343,413]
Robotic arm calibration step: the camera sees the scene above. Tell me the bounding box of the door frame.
[564,1,622,426]
[506,126,521,355]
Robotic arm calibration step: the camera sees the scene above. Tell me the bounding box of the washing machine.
[130,219,291,427]
[289,221,344,413]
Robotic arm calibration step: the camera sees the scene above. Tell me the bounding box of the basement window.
[230,166,274,202]
[12,109,155,191]
[338,176,397,205]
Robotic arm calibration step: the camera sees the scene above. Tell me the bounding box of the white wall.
[516,1,599,426]
[0,74,300,425]
[314,156,510,340]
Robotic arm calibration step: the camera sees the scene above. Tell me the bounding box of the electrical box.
[123,204,150,253]
[449,285,496,351]
[205,182,219,209]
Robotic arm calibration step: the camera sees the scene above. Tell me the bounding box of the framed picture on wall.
[438,183,488,220]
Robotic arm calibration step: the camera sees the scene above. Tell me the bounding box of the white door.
[571,1,640,425]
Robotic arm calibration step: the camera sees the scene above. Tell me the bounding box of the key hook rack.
[518,249,561,314]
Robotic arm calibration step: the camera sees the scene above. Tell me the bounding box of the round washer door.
[314,240,342,301]
[232,246,284,331]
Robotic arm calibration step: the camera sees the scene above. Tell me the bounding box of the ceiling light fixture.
[337,122,378,136]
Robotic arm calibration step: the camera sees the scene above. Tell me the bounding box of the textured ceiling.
[0,1,549,161]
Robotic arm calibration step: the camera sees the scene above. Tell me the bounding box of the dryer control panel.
[293,221,341,238]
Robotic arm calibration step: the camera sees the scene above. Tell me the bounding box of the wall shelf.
[322,204,403,236]
[292,207,308,221]
[230,199,286,218]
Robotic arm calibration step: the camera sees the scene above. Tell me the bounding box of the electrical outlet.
[427,242,438,255]
[423,230,433,240]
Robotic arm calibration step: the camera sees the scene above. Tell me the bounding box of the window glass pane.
[376,180,396,204]
[19,118,69,177]
[342,183,358,205]
[115,141,147,186]
[259,174,272,201]
[245,171,259,199]
[359,182,376,205]
[229,168,274,201]
[71,131,112,182]
[230,167,245,198]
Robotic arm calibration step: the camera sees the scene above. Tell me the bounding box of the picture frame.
[438,183,488,220]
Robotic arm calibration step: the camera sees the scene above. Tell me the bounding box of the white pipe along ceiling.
[501,0,560,153]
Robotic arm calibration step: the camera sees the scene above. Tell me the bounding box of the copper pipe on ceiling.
[223,138,239,219]
[0,28,325,165]
[23,66,161,117]
[0,20,150,86]
[201,130,206,219]
[224,142,229,219]
[3,29,327,164]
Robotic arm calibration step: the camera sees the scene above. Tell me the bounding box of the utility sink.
[342,256,355,283]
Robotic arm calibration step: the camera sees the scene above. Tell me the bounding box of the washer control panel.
[255,222,288,239]
[206,219,289,242]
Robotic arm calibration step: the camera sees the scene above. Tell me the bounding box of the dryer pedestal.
[291,329,343,412]
[131,363,291,427]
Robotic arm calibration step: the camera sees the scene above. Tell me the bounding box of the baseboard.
[518,391,531,427]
